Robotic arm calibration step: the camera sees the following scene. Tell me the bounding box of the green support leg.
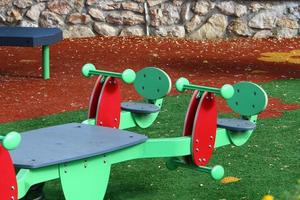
[17,165,59,199]
[60,157,111,200]
[42,45,50,80]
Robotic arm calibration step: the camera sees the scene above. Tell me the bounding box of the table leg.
[42,45,50,80]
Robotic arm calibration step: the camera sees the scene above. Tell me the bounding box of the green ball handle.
[81,63,96,77]
[175,77,189,92]
[0,131,21,150]
[175,77,234,99]
[121,69,136,84]
[81,63,136,84]
[210,165,225,180]
[220,84,235,100]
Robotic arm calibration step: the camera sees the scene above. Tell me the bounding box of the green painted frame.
[14,75,266,199]
[16,125,248,199]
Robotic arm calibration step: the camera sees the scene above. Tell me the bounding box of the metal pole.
[42,45,50,80]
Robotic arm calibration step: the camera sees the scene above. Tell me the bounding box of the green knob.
[2,132,21,150]
[82,63,96,77]
[165,158,179,171]
[122,69,136,84]
[176,77,189,92]
[210,165,225,180]
[220,84,235,99]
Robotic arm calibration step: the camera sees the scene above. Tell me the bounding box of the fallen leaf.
[19,59,37,63]
[220,176,241,184]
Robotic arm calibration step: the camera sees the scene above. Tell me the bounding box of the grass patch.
[260,78,300,104]
[0,79,299,200]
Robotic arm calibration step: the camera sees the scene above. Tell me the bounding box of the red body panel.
[182,91,200,163]
[192,92,217,166]
[88,76,104,119]
[96,77,121,128]
[0,145,18,200]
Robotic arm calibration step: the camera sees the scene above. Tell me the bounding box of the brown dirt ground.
[0,36,299,123]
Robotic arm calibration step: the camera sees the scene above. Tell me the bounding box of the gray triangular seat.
[10,123,147,169]
[217,118,256,132]
[121,102,160,114]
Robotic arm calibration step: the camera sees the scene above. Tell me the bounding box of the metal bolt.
[196,148,199,152]
[11,186,15,190]
[109,81,112,84]
[114,80,117,84]
[114,118,118,122]
[206,96,209,99]
[10,196,14,200]
[208,145,212,148]
[210,136,213,140]
[100,121,103,125]
[196,139,199,143]
[203,158,206,162]
[198,158,202,162]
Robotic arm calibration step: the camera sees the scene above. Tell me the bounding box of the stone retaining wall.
[0,0,300,39]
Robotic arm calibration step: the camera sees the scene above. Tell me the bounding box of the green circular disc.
[134,67,171,100]
[227,82,268,116]
[229,130,253,146]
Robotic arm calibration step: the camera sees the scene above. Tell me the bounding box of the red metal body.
[88,76,104,119]
[96,77,121,128]
[191,92,217,166]
[0,145,18,200]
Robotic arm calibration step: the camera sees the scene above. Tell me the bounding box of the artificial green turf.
[0,79,299,200]
[261,78,300,104]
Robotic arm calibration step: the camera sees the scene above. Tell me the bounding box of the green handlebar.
[175,77,234,99]
[82,63,136,84]
[0,131,21,150]
[166,158,224,180]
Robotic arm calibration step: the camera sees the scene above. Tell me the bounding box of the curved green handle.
[82,63,136,84]
[0,131,21,150]
[166,158,224,181]
[175,77,234,99]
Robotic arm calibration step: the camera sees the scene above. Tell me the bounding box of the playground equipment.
[0,66,268,200]
[82,64,171,129]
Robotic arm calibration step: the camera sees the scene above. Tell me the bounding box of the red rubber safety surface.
[88,75,103,119]
[0,37,299,123]
[192,92,217,166]
[96,77,121,128]
[183,90,200,163]
[0,145,18,200]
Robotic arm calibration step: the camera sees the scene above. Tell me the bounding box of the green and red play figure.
[82,64,171,129]
[0,65,268,200]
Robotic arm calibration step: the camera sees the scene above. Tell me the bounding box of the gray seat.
[10,123,147,169]
[217,118,256,132]
[121,102,160,114]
